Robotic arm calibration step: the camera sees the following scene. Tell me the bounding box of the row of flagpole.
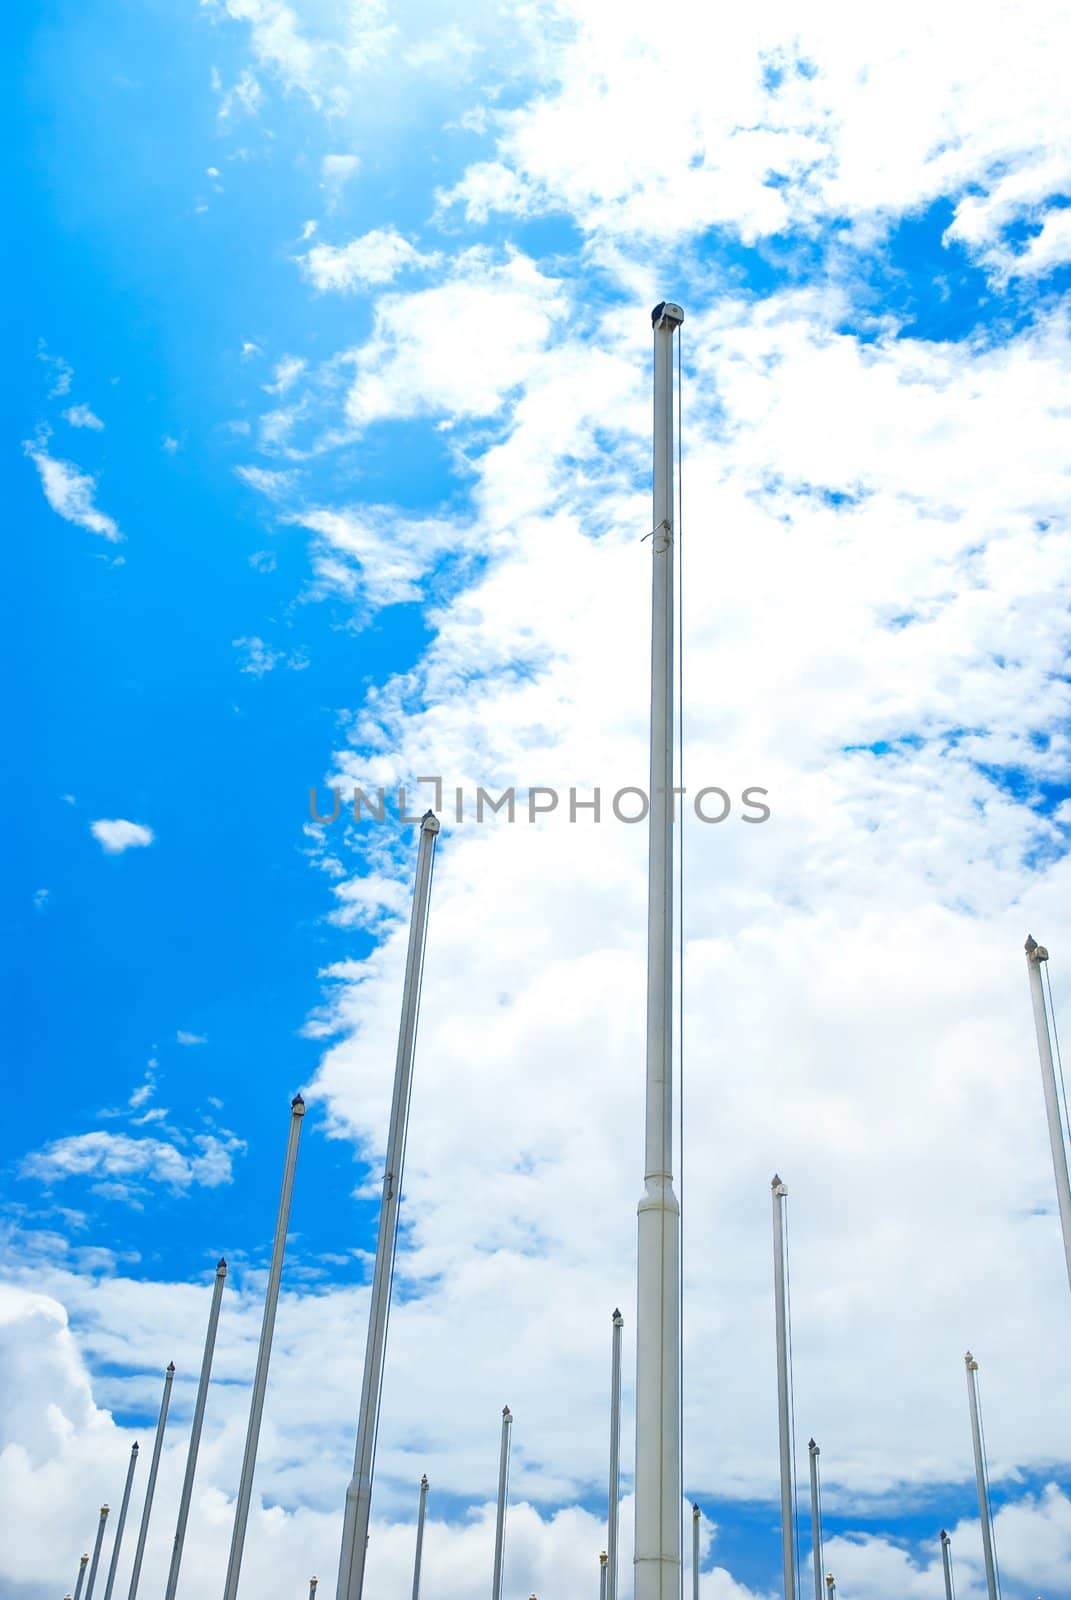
[63,293,1071,1600]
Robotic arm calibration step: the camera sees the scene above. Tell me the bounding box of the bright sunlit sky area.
[5,1,1071,1597]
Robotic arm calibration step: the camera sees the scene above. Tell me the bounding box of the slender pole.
[691,1503,700,1600]
[964,1353,999,1600]
[102,1445,139,1600]
[165,1258,228,1600]
[411,1475,429,1600]
[772,1177,796,1600]
[222,1095,306,1600]
[1024,938,1071,1294]
[807,1440,822,1600]
[310,1582,319,1599]
[824,1576,835,1600]
[600,1552,608,1600]
[335,811,441,1600]
[74,1554,89,1600]
[607,1308,623,1600]
[127,1362,175,1600]
[634,297,684,1600]
[491,1406,513,1600]
[940,1530,954,1600]
[84,1507,109,1600]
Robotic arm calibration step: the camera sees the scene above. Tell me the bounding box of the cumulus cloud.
[23,434,122,542]
[19,1131,243,1196]
[90,819,154,853]
[303,227,433,292]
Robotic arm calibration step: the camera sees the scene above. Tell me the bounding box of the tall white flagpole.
[940,1529,954,1600]
[691,1503,700,1600]
[634,297,684,1600]
[84,1505,109,1600]
[335,811,440,1600]
[127,1361,175,1600]
[491,1406,513,1600]
[73,1553,89,1600]
[165,1257,228,1600]
[772,1178,796,1600]
[964,1352,999,1600]
[599,1551,608,1600]
[102,1445,139,1600]
[222,1096,306,1600]
[1024,937,1071,1294]
[807,1440,822,1600]
[411,1475,429,1600]
[607,1308,623,1600]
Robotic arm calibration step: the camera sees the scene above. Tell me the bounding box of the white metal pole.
[691,1504,700,1600]
[1024,938,1071,1294]
[84,1506,109,1600]
[310,1581,318,1599]
[102,1445,139,1600]
[165,1257,228,1600]
[824,1575,835,1600]
[964,1353,999,1600]
[772,1177,796,1600]
[491,1406,513,1600]
[335,811,440,1600]
[807,1440,822,1600]
[74,1554,89,1600]
[127,1361,175,1600]
[600,1552,608,1600]
[940,1530,954,1600]
[607,1308,623,1600]
[222,1095,306,1600]
[635,297,684,1600]
[412,1475,429,1600]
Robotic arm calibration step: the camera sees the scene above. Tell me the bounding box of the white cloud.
[19,1131,243,1195]
[232,634,308,674]
[90,819,154,853]
[62,403,105,431]
[162,435,180,453]
[24,434,122,542]
[32,889,49,912]
[263,355,306,394]
[236,463,297,497]
[176,1030,208,1046]
[249,548,277,572]
[341,249,560,429]
[321,151,360,189]
[303,227,433,292]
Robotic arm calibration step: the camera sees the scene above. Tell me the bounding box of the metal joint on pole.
[634,297,684,1600]
[222,1099,306,1600]
[964,1352,1000,1600]
[1024,935,1071,1295]
[165,1256,228,1600]
[127,1362,175,1600]
[102,1444,139,1600]
[335,814,440,1600]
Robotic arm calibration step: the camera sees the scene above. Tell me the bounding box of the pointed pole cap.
[612,1307,623,1326]
[217,1256,228,1274]
[291,1092,306,1114]
[502,1404,512,1420]
[166,1361,176,1373]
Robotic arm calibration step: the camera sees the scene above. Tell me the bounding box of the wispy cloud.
[233,635,308,675]
[24,432,122,542]
[176,1030,207,1046]
[90,819,154,854]
[62,403,105,431]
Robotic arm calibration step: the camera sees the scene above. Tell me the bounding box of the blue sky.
[5,2,1071,1598]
